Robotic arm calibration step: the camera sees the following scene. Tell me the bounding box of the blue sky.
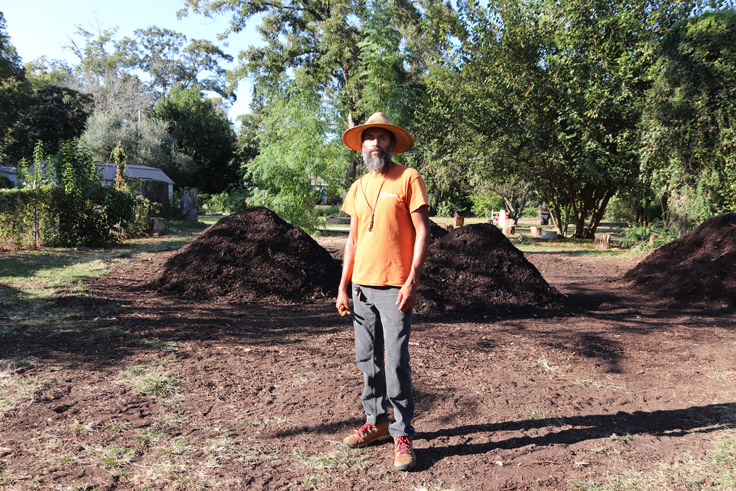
[3,0,261,121]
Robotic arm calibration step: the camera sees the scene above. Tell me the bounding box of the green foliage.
[640,9,736,233]
[245,74,347,231]
[623,219,679,251]
[421,0,712,237]
[0,140,151,248]
[81,109,197,186]
[469,191,505,218]
[134,27,234,101]
[0,11,33,147]
[152,86,237,193]
[1,83,92,163]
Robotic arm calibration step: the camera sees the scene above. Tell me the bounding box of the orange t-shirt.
[342,163,429,287]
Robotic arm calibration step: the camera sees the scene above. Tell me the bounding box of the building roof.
[96,163,174,185]
[0,163,174,186]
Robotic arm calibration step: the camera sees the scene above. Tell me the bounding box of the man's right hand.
[336,291,351,317]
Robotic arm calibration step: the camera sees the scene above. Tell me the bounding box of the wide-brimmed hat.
[342,112,414,154]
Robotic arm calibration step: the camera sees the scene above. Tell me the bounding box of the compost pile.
[417,223,561,315]
[153,207,341,302]
[624,213,736,308]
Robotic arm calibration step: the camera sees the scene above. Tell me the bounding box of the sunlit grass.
[571,433,736,490]
[0,373,43,415]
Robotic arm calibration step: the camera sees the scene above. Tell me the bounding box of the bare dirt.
[1,221,735,490]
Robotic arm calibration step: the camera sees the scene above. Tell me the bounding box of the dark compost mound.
[153,207,341,302]
[429,220,449,242]
[417,223,561,316]
[623,213,736,308]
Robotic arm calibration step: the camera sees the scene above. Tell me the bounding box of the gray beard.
[362,147,392,172]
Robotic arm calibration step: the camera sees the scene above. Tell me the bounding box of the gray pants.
[352,284,415,437]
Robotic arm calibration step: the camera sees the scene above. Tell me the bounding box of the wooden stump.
[530,226,541,238]
[149,218,165,235]
[454,216,464,227]
[502,224,515,236]
[594,233,611,249]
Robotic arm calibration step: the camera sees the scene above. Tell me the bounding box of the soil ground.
[1,234,735,490]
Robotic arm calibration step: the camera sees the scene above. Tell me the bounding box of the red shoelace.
[394,436,412,454]
[356,422,375,436]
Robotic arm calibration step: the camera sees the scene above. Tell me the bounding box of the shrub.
[0,140,154,249]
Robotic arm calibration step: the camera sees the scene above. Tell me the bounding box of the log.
[530,226,541,238]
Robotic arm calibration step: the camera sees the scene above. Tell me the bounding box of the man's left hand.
[396,282,417,312]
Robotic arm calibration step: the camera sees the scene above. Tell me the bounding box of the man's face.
[361,128,394,172]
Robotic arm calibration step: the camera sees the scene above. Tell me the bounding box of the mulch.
[623,213,736,308]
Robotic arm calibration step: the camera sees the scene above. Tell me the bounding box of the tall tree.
[134,27,235,101]
[0,10,32,150]
[67,25,152,118]
[640,9,736,232]
[152,86,236,193]
[1,84,92,162]
[422,0,713,237]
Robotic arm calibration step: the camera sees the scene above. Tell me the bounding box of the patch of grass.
[86,445,136,469]
[119,364,180,399]
[413,482,456,491]
[571,433,736,490]
[526,406,554,420]
[240,441,283,464]
[70,420,95,436]
[537,354,558,372]
[141,338,178,352]
[0,374,42,415]
[574,379,622,390]
[295,443,372,475]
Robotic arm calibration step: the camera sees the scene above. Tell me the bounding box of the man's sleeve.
[408,174,429,213]
[342,182,357,216]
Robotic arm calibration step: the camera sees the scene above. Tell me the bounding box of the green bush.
[623,220,678,251]
[469,191,504,218]
[0,140,154,249]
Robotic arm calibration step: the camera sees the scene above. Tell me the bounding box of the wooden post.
[594,233,611,249]
[149,218,165,235]
[180,187,198,221]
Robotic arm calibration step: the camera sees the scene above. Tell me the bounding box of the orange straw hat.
[342,112,414,154]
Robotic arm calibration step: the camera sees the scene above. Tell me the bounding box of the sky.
[2,0,262,122]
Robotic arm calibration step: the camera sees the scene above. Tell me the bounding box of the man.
[336,112,430,471]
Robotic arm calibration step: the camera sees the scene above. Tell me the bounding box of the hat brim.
[342,123,414,154]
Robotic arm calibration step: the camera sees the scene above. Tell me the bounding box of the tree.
[67,25,153,118]
[246,73,348,230]
[152,86,236,193]
[135,26,186,100]
[134,27,234,102]
[180,0,461,210]
[81,109,196,183]
[640,9,736,233]
[422,0,712,237]
[1,84,92,162]
[0,11,32,149]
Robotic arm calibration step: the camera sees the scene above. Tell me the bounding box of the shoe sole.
[394,462,416,471]
[343,434,391,449]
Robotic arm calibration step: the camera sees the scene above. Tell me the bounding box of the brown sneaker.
[343,422,390,448]
[394,436,416,471]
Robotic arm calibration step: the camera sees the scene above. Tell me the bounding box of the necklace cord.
[359,166,391,232]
